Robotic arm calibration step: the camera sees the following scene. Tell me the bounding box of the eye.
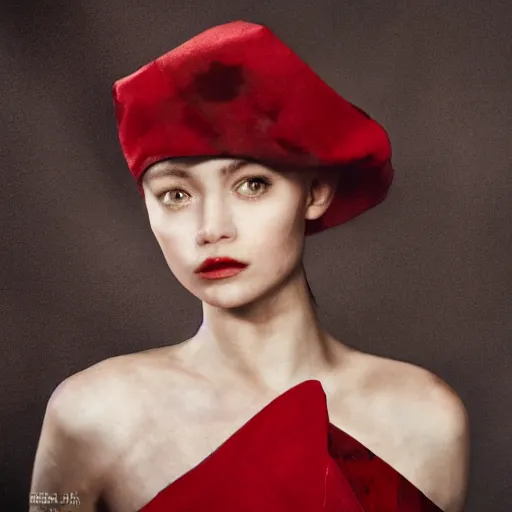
[159,189,191,208]
[235,177,271,198]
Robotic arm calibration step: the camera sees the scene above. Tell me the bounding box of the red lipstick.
[194,257,248,280]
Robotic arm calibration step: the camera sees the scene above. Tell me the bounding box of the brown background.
[1,1,511,510]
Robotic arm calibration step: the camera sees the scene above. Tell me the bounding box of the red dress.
[139,380,442,511]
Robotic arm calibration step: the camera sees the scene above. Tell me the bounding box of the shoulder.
[32,345,195,497]
[46,349,172,427]
[359,353,470,512]
[30,357,130,499]
[48,354,141,417]
[367,355,468,426]
[45,345,191,436]
[40,355,140,457]
[34,351,169,471]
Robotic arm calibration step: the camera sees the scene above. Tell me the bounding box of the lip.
[194,257,248,280]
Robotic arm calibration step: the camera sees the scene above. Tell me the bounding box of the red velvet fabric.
[139,380,441,512]
[112,21,394,234]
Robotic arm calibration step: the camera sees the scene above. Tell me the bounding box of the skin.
[29,158,470,512]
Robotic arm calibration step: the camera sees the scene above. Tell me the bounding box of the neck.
[190,267,338,392]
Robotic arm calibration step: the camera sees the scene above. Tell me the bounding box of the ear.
[304,170,338,221]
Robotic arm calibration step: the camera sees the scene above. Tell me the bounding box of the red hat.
[112,20,393,234]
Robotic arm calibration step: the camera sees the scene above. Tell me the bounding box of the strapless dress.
[139,380,442,511]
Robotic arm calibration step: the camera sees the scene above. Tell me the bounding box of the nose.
[195,195,236,246]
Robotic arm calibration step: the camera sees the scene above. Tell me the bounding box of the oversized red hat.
[112,20,393,234]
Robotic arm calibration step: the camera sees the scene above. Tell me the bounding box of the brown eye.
[160,189,190,207]
[236,177,270,197]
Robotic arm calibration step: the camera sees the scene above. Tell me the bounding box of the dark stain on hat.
[266,108,280,122]
[276,137,308,155]
[192,61,245,102]
[182,104,219,140]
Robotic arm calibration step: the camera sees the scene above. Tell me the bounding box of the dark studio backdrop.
[1,0,511,510]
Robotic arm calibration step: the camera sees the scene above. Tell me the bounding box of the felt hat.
[112,20,393,234]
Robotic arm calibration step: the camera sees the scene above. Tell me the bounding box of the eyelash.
[236,176,272,199]
[156,176,273,204]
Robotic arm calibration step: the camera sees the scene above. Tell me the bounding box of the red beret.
[112,20,393,234]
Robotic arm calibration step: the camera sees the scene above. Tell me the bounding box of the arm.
[29,380,108,512]
[386,362,471,512]
[432,386,470,512]
[414,374,470,512]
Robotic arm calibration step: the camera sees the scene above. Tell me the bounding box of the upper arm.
[436,386,470,512]
[420,375,471,512]
[29,377,110,512]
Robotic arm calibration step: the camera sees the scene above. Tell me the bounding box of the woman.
[29,21,469,512]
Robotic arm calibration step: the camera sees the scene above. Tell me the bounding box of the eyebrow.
[144,159,251,182]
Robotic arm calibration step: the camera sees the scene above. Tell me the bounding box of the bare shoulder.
[29,356,134,510]
[362,353,468,426]
[31,347,187,497]
[47,345,187,430]
[37,353,150,464]
[47,354,139,427]
[350,350,470,512]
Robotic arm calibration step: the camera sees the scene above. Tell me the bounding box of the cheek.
[151,219,195,275]
[240,196,306,266]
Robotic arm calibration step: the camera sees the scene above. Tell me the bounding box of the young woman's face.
[141,157,322,309]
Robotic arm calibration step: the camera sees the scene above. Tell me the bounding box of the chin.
[198,286,264,310]
[198,272,298,311]
[178,263,301,311]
